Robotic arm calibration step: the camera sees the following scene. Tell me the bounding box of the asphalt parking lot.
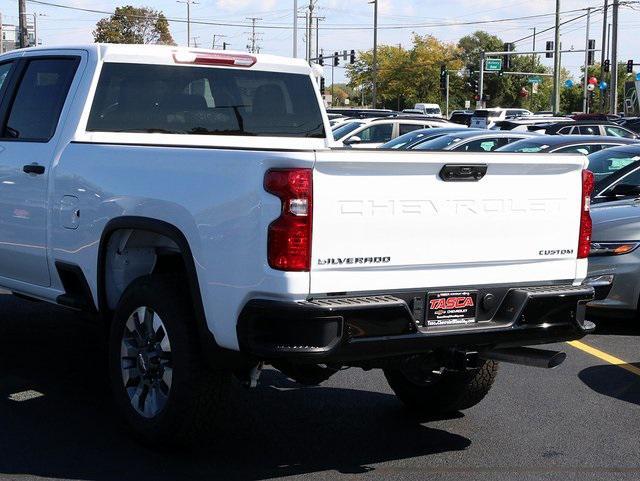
[0,291,637,481]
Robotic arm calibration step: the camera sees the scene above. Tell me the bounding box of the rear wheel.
[108,274,231,446]
[384,360,498,415]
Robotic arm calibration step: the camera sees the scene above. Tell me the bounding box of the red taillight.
[264,169,313,271]
[172,51,256,67]
[578,169,594,259]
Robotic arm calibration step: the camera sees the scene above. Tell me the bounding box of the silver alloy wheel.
[120,306,173,418]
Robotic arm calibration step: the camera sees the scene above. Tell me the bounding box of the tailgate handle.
[439,164,487,182]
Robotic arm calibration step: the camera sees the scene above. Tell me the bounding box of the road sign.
[464,100,471,108]
[485,58,502,71]
[636,72,640,81]
[528,76,542,84]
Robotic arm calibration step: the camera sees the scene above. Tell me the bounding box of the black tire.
[108,274,231,447]
[384,360,498,415]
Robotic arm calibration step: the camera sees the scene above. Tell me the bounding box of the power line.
[24,0,603,31]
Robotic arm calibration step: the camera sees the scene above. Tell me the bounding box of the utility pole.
[600,0,608,111]
[307,0,314,64]
[293,0,298,58]
[192,36,200,48]
[176,0,198,48]
[0,13,3,54]
[211,34,226,49]
[551,0,561,113]
[370,0,378,108]
[18,0,28,48]
[610,0,619,114]
[246,17,262,54]
[582,8,592,113]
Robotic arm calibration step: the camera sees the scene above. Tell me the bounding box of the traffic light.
[320,77,325,94]
[587,39,596,65]
[318,56,324,66]
[440,65,447,91]
[627,59,634,73]
[470,76,478,93]
[333,52,339,67]
[604,59,610,73]
[350,49,356,64]
[503,42,513,69]
[546,41,554,58]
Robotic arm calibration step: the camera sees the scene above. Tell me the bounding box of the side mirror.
[607,183,640,197]
[344,136,362,145]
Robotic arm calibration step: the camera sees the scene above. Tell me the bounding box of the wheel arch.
[97,216,242,367]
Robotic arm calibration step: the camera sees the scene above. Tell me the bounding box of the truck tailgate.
[310,150,587,294]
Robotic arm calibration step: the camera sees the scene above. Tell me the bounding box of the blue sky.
[6,0,639,83]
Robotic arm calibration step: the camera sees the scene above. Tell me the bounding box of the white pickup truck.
[0,44,594,445]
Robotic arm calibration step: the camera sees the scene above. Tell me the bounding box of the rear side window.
[87,63,325,138]
[578,125,599,135]
[554,144,600,155]
[4,58,78,141]
[356,123,393,143]
[399,123,422,135]
[605,126,635,138]
[454,138,499,152]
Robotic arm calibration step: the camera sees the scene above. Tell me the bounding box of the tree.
[94,6,175,45]
[457,30,553,110]
[346,35,463,109]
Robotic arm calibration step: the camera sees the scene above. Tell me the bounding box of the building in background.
[1,23,36,53]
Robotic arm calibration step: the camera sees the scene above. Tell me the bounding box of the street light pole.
[600,0,608,111]
[293,0,298,58]
[369,0,378,108]
[610,0,619,114]
[582,7,592,113]
[552,0,561,113]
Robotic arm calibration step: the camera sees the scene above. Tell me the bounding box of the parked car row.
[330,106,640,325]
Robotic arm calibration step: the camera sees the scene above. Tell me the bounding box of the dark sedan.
[496,135,639,155]
[378,127,472,149]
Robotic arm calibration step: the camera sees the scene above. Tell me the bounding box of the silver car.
[586,198,640,319]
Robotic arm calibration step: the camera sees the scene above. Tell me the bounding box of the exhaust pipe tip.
[480,347,567,369]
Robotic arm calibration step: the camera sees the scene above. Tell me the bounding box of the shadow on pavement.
[578,364,640,407]
[0,293,470,481]
[591,318,640,336]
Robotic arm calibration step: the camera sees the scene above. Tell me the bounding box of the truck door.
[0,56,80,286]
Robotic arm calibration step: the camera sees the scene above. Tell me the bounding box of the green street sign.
[528,76,542,84]
[485,58,503,71]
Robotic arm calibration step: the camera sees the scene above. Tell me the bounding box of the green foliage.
[346,30,560,112]
[94,6,175,45]
[346,34,463,109]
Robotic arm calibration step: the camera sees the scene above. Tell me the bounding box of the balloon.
[588,76,598,85]
[587,83,595,91]
[599,81,607,90]
[564,79,574,88]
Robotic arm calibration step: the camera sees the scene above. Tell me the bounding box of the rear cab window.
[87,63,325,138]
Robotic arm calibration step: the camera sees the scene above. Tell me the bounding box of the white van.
[470,108,532,129]
[414,103,442,117]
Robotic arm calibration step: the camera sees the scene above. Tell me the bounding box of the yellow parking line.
[567,340,640,377]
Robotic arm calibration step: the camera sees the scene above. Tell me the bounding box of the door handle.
[23,163,45,175]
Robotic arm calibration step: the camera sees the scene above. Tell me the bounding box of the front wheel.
[384,360,498,415]
[108,274,231,446]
